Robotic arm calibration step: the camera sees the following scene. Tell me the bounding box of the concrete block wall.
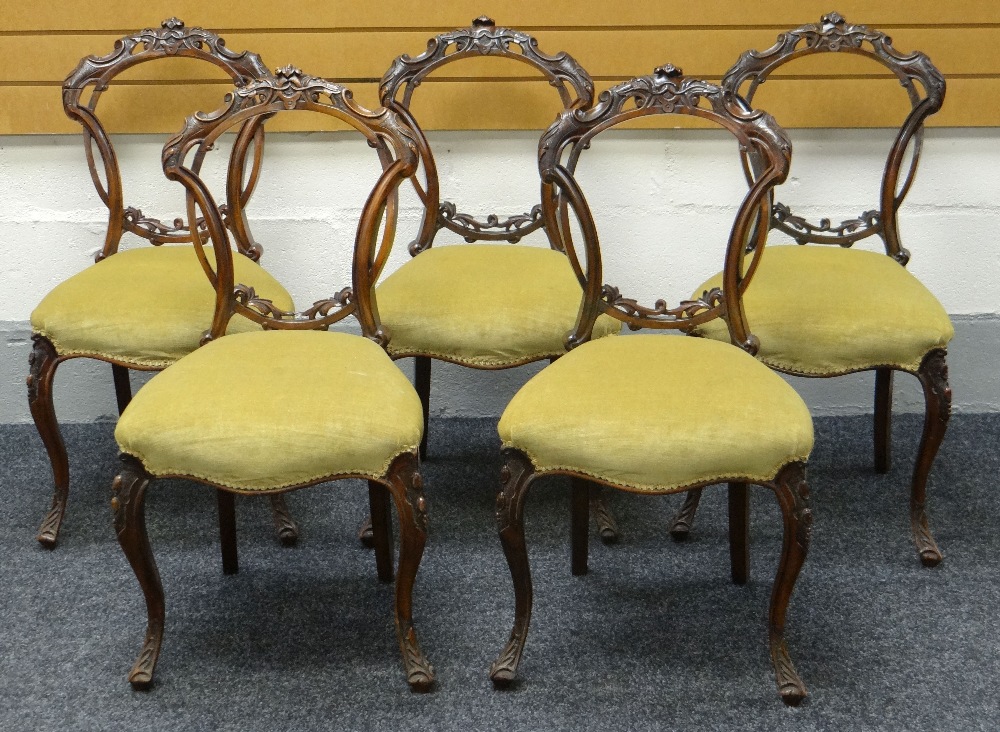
[1,127,998,423]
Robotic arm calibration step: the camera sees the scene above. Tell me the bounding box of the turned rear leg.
[874,368,893,474]
[414,356,431,460]
[728,483,749,585]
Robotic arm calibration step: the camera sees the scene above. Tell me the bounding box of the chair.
[28,18,298,547]
[110,68,434,690]
[365,16,623,543]
[667,13,952,567]
[489,66,814,705]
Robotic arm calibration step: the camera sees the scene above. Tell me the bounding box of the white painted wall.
[1,127,998,422]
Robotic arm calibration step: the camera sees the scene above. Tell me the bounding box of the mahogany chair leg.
[368,480,394,582]
[669,488,703,541]
[112,363,133,415]
[766,462,811,707]
[727,483,750,585]
[268,494,299,546]
[911,348,950,567]
[874,368,894,474]
[383,452,434,692]
[28,335,69,548]
[111,455,163,691]
[414,356,431,460]
[570,478,589,576]
[216,490,238,575]
[490,448,536,688]
[591,487,620,544]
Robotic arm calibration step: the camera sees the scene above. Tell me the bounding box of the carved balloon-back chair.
[368,16,623,543]
[490,67,814,705]
[668,13,952,567]
[110,69,434,691]
[28,19,298,547]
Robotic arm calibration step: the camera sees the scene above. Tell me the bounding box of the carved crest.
[380,17,594,107]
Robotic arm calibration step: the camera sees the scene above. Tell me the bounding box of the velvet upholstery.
[692,246,954,375]
[498,335,813,492]
[31,246,294,368]
[115,330,423,490]
[375,244,621,367]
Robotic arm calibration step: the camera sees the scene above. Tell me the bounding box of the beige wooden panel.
[5,26,997,85]
[6,0,999,32]
[3,77,998,134]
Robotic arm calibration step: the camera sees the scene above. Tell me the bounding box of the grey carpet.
[1,414,999,731]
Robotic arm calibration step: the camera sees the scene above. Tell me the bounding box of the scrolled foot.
[399,622,434,693]
[592,489,619,544]
[269,494,298,546]
[771,637,807,706]
[489,638,522,688]
[36,501,65,548]
[127,617,162,690]
[911,501,943,567]
[669,488,703,541]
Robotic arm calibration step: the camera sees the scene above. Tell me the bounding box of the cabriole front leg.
[28,335,68,548]
[383,452,434,692]
[767,461,812,706]
[911,348,950,567]
[111,454,163,690]
[490,448,536,688]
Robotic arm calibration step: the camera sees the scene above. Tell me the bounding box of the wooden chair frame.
[489,67,813,705]
[112,68,434,691]
[667,13,951,567]
[28,18,297,547]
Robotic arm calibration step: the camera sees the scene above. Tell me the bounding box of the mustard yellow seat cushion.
[499,335,813,492]
[375,245,621,367]
[693,246,954,375]
[31,246,294,369]
[115,331,423,490]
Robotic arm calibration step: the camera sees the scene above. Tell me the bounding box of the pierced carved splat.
[771,203,882,247]
[600,284,725,331]
[438,202,544,244]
